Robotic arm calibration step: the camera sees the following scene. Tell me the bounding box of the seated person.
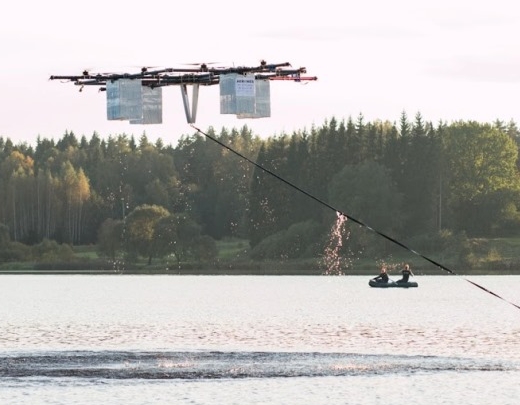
[397,264,414,283]
[373,266,389,283]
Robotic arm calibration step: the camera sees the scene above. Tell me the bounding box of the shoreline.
[1,268,518,276]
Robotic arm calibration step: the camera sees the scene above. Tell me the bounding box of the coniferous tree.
[401,112,439,235]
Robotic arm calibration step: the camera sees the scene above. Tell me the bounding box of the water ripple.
[1,351,517,379]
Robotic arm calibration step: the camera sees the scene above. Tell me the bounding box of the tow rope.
[190,124,520,311]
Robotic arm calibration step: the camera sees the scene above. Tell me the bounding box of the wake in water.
[1,351,516,379]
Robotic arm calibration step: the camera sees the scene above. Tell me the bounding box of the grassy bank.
[1,237,520,275]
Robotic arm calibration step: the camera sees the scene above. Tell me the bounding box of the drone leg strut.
[180,84,199,124]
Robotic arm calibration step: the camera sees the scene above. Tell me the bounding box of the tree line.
[1,112,520,265]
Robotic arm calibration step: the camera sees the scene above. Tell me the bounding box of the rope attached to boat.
[190,124,520,312]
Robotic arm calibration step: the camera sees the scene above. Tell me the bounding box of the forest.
[1,112,520,272]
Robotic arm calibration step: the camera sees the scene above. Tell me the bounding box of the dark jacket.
[374,272,389,283]
[398,269,411,283]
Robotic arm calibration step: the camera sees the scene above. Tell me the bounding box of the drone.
[49,60,317,125]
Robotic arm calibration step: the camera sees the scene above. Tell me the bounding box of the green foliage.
[193,235,218,263]
[123,204,170,265]
[216,238,249,259]
[2,115,520,269]
[329,161,403,237]
[250,231,288,261]
[444,122,520,235]
[97,218,124,259]
[154,213,217,264]
[31,238,74,263]
[437,231,476,268]
[0,223,9,247]
[153,215,180,260]
[118,204,216,266]
[250,220,323,260]
[0,241,31,263]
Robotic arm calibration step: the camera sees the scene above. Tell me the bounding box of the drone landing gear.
[180,83,199,124]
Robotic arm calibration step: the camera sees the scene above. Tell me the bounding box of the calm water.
[0,275,519,404]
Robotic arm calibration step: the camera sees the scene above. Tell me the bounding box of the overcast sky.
[2,0,519,146]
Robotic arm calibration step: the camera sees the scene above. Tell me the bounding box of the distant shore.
[1,267,518,276]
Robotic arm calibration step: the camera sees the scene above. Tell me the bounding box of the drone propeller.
[129,65,162,73]
[181,62,221,72]
[183,61,220,65]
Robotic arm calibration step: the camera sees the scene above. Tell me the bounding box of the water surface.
[1,275,518,404]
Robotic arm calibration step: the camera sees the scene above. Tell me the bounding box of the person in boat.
[397,264,414,283]
[372,265,389,283]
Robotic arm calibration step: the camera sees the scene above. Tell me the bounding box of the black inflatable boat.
[369,279,418,288]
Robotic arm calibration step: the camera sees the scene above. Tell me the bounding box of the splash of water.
[321,212,348,275]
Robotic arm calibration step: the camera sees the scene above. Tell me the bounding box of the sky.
[2,0,520,147]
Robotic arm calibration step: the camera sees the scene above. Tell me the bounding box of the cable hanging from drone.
[49,60,317,125]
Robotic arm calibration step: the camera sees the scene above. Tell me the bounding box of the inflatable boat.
[369,279,418,288]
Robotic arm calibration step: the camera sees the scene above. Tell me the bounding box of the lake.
[0,275,519,404]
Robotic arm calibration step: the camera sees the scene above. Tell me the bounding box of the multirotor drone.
[49,60,317,125]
